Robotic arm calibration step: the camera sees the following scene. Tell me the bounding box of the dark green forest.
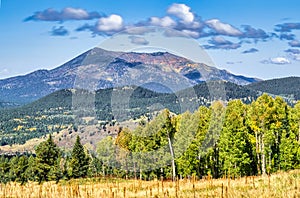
[0,94,299,184]
[246,76,300,100]
[0,81,258,146]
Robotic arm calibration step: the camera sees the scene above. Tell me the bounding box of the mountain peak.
[0,47,260,103]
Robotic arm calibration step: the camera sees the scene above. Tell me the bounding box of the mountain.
[0,47,259,104]
[245,77,300,102]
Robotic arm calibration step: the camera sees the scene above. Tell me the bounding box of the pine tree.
[24,155,38,181]
[68,136,90,178]
[0,156,10,183]
[35,134,61,183]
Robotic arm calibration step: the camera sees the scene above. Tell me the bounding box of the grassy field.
[0,170,299,198]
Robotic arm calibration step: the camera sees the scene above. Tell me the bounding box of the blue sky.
[0,0,300,80]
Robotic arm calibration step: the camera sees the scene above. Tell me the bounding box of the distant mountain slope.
[0,101,20,109]
[0,81,258,146]
[0,47,259,104]
[245,77,300,100]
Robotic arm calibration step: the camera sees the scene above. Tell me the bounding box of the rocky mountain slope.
[0,47,259,104]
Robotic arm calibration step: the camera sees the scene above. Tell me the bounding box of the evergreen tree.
[35,134,61,183]
[68,136,90,178]
[24,155,38,181]
[0,156,10,183]
[15,156,29,184]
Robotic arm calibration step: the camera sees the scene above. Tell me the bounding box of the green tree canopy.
[68,135,90,178]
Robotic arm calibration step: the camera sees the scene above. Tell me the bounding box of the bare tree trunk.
[298,121,300,143]
[140,168,142,180]
[261,133,266,175]
[134,162,137,180]
[269,150,272,174]
[102,164,105,177]
[256,132,261,174]
[168,134,176,181]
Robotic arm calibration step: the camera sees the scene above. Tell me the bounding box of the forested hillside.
[0,94,299,183]
[0,81,258,146]
[246,77,300,101]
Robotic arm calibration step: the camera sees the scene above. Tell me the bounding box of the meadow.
[0,170,299,198]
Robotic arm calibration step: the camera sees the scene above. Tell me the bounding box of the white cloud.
[24,7,101,21]
[96,14,123,32]
[205,19,242,36]
[261,57,291,65]
[150,16,176,27]
[270,57,291,64]
[181,30,200,38]
[285,49,300,61]
[211,36,230,44]
[292,54,300,61]
[289,40,300,47]
[163,29,199,38]
[123,26,156,35]
[203,36,241,50]
[167,3,194,24]
[62,7,89,20]
[129,36,149,45]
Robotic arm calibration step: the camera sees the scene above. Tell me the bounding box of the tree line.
[0,94,299,184]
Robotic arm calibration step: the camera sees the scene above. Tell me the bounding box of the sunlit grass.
[0,170,299,197]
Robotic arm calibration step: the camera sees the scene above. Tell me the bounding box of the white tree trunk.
[168,135,176,181]
[261,133,266,175]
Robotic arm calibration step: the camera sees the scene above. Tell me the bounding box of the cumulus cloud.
[279,33,295,40]
[24,7,101,22]
[242,48,258,54]
[275,22,300,32]
[149,16,176,27]
[25,3,279,49]
[96,14,123,32]
[288,40,300,47]
[163,29,190,37]
[123,26,156,35]
[181,30,200,38]
[167,3,194,24]
[76,14,124,35]
[261,57,291,65]
[285,49,300,61]
[205,19,242,36]
[203,36,241,50]
[50,26,69,36]
[129,36,149,45]
[241,25,269,40]
[285,49,300,54]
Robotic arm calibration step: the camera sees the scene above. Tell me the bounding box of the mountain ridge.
[0,47,260,104]
[245,76,300,102]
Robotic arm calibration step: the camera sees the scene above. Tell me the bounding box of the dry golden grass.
[0,170,299,198]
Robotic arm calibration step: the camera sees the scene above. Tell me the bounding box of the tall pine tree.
[35,134,61,183]
[68,136,90,178]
